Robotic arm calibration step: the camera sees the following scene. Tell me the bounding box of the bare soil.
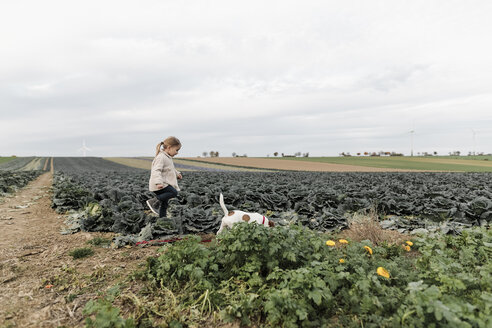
[183,157,413,172]
[0,172,157,327]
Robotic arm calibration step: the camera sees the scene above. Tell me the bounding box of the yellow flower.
[326,240,336,246]
[403,245,411,252]
[377,267,390,279]
[364,246,373,255]
[339,239,349,244]
[405,241,413,246]
[339,259,345,263]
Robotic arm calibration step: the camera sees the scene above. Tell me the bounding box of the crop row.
[0,170,43,196]
[50,158,492,240]
[0,157,47,171]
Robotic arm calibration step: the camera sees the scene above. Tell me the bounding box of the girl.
[147,136,182,218]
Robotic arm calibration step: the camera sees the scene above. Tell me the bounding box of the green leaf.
[308,290,322,305]
[296,308,308,320]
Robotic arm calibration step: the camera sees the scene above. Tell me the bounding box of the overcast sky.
[1,0,491,157]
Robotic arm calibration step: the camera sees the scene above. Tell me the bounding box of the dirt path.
[0,172,156,327]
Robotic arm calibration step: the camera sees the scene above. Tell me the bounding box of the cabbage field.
[0,157,50,197]
[0,170,43,197]
[49,157,492,244]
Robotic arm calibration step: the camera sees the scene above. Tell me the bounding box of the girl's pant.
[153,185,178,218]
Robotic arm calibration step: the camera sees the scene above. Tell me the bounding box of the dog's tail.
[219,193,228,215]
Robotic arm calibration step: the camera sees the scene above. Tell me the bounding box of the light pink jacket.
[148,151,181,191]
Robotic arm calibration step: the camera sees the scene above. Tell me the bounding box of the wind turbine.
[409,120,416,157]
[471,129,477,156]
[409,129,415,156]
[78,140,91,157]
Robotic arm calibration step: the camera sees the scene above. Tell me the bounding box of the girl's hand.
[177,173,183,180]
[156,184,164,189]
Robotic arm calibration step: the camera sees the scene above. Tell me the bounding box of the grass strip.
[266,156,492,172]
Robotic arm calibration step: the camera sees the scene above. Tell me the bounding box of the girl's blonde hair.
[156,136,181,156]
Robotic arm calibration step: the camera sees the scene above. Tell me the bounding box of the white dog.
[216,193,275,234]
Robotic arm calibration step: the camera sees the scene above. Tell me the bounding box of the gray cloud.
[1,0,492,157]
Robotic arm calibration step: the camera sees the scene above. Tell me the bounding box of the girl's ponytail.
[155,141,164,156]
[155,137,181,156]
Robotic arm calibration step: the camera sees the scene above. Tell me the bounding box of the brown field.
[174,158,270,171]
[182,157,422,172]
[105,157,271,172]
[104,157,153,170]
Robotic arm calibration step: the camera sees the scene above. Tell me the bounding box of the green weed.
[87,237,111,247]
[69,247,94,260]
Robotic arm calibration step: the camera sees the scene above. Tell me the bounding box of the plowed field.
[183,157,420,172]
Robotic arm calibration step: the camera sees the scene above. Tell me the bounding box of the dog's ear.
[268,220,275,227]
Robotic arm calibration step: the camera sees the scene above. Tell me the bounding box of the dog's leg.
[216,220,226,234]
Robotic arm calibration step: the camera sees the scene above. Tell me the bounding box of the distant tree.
[357,152,361,156]
[303,152,309,157]
[433,151,438,156]
[274,152,278,157]
[364,152,369,156]
[202,152,208,157]
[281,153,285,157]
[232,152,237,157]
[243,154,248,157]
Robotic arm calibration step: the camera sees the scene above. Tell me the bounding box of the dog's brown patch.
[242,214,250,222]
[268,220,275,227]
[228,211,235,216]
